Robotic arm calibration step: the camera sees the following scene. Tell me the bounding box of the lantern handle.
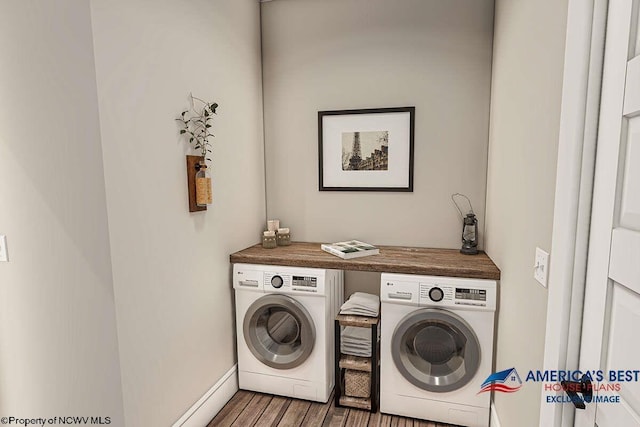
[451,193,475,219]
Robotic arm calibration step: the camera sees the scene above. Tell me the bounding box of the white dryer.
[380,273,497,427]
[233,263,343,403]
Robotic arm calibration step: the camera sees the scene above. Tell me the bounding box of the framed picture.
[318,106,415,191]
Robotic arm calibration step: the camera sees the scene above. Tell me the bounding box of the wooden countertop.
[230,242,500,280]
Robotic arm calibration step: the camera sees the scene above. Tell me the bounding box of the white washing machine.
[233,263,343,403]
[380,273,497,427]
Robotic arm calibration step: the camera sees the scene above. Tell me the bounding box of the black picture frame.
[318,106,415,192]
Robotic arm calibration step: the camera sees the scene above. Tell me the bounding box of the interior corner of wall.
[490,399,502,427]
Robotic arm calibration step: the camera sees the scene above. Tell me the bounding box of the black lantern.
[461,213,479,255]
[452,193,479,255]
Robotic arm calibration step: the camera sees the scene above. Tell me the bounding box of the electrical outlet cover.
[534,247,549,287]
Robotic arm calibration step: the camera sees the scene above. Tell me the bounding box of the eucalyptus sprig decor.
[177,93,219,163]
[177,94,219,209]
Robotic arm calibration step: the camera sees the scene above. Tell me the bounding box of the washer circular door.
[243,294,316,369]
[392,308,481,392]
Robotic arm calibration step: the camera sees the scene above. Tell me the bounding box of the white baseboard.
[172,364,238,427]
[490,401,501,427]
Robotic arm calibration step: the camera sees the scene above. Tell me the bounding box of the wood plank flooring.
[208,390,458,427]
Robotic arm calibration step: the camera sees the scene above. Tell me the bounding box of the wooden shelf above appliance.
[230,242,500,280]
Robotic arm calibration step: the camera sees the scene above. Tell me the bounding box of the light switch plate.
[0,235,8,262]
[534,247,549,287]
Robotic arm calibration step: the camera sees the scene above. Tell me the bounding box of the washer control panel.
[419,284,455,304]
[381,273,496,311]
[455,287,487,303]
[264,272,291,290]
[233,264,330,296]
[292,275,317,289]
[419,283,487,307]
[264,272,319,293]
[381,280,420,305]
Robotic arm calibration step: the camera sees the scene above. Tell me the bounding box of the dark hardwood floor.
[208,390,457,427]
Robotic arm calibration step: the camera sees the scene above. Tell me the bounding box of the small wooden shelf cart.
[334,313,380,412]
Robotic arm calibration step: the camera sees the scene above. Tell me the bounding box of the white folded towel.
[339,292,380,317]
[341,326,371,341]
[341,326,373,357]
[340,346,371,357]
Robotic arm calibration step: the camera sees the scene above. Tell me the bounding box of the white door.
[576,0,640,425]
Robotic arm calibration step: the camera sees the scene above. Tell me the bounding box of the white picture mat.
[322,111,411,188]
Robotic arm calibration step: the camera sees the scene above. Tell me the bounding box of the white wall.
[89,0,265,425]
[261,0,494,249]
[485,0,569,425]
[0,1,124,423]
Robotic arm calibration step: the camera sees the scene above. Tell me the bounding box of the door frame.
[539,0,608,425]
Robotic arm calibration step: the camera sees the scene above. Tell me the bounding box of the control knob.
[429,287,444,302]
[271,275,284,289]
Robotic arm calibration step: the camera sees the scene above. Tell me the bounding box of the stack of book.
[320,240,379,259]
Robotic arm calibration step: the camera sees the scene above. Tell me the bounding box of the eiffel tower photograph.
[341,130,389,171]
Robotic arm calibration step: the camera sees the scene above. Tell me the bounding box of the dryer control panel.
[381,273,497,311]
[381,280,420,305]
[263,272,322,294]
[419,284,487,307]
[233,264,333,297]
[419,284,455,303]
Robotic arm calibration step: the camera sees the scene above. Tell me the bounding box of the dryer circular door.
[243,294,316,369]
[391,308,481,393]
